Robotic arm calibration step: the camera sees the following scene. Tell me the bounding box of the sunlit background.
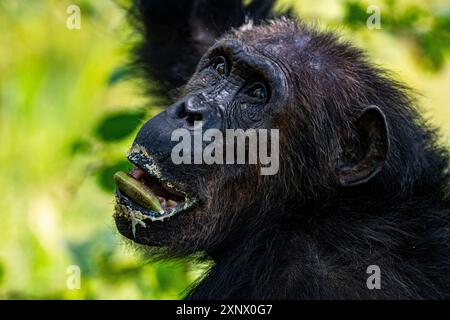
[0,0,449,299]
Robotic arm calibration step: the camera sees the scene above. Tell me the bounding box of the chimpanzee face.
[114,38,291,249]
[114,27,388,254]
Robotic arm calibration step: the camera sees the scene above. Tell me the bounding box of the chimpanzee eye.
[211,56,228,77]
[248,82,268,102]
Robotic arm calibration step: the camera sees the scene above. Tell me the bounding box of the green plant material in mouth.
[114,171,164,214]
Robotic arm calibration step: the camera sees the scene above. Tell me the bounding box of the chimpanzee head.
[114,18,432,257]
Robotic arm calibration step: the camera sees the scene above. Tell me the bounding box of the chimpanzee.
[113,0,450,299]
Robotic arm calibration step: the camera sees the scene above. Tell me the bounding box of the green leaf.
[95,110,146,142]
[69,138,92,155]
[107,66,134,86]
[343,1,367,27]
[417,32,445,72]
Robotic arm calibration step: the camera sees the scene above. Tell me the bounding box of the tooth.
[157,197,167,208]
[114,171,164,213]
[167,200,178,208]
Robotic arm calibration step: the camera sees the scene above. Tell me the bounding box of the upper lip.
[127,149,187,196]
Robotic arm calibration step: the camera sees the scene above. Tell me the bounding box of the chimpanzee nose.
[133,94,223,159]
[166,95,221,129]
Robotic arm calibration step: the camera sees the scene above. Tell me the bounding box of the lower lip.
[115,189,195,221]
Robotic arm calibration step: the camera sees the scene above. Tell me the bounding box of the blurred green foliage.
[0,0,449,299]
[95,110,146,143]
[343,0,450,70]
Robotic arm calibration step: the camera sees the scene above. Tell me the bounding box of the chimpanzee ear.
[335,106,389,187]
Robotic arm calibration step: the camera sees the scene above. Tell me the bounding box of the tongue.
[114,171,164,213]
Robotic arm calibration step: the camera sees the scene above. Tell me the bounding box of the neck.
[188,200,450,299]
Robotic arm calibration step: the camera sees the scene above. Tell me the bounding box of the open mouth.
[114,149,196,222]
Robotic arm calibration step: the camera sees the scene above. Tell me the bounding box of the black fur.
[129,0,292,98]
[124,1,450,299]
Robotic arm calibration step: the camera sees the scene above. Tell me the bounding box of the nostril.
[178,105,187,119]
[172,97,204,127]
[176,103,202,125]
[186,112,202,126]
